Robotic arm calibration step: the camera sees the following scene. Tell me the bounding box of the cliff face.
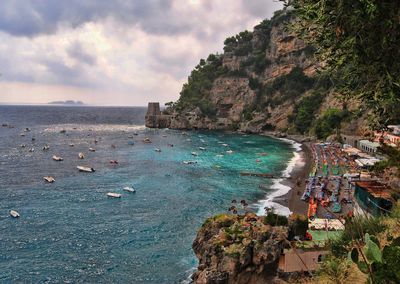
[168,10,327,134]
[191,213,288,284]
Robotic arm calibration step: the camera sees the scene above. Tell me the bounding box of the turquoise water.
[0,106,295,283]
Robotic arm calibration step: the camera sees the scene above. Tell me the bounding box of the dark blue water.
[0,105,294,283]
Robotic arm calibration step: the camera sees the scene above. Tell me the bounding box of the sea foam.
[256,138,304,216]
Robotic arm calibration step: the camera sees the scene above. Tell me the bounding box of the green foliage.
[330,217,386,257]
[290,92,324,134]
[176,54,225,113]
[248,77,261,90]
[285,0,400,127]
[262,67,315,106]
[348,232,400,283]
[314,108,350,139]
[263,212,288,226]
[242,106,254,121]
[373,145,400,173]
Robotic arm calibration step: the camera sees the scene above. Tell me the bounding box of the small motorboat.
[77,166,95,172]
[123,187,136,193]
[133,132,138,136]
[226,150,233,154]
[78,152,85,159]
[107,192,121,198]
[183,160,197,165]
[52,155,63,161]
[128,141,135,146]
[109,160,118,164]
[155,148,161,152]
[89,148,96,152]
[69,143,74,147]
[167,143,174,147]
[20,133,26,137]
[60,129,67,134]
[43,145,50,151]
[162,134,167,137]
[94,139,99,144]
[191,152,198,156]
[20,144,26,148]
[24,128,31,132]
[143,138,152,144]
[198,147,206,151]
[44,176,55,183]
[10,210,20,218]
[200,139,205,143]
[127,135,134,139]
[28,148,35,152]
[222,143,229,147]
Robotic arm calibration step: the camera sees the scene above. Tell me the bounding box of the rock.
[192,213,288,284]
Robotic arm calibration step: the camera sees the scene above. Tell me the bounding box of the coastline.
[256,133,312,216]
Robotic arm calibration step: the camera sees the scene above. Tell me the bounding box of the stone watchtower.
[145,102,171,128]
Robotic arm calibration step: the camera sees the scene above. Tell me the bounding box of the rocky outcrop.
[191,213,288,284]
[161,9,326,133]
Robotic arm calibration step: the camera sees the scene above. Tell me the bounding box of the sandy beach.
[274,142,312,215]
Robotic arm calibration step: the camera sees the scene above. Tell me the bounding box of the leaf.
[357,261,369,274]
[365,240,383,263]
[365,233,371,243]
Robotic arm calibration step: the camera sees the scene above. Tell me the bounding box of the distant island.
[48,100,85,106]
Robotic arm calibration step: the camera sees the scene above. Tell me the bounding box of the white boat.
[10,210,20,218]
[44,176,55,183]
[222,143,229,147]
[28,148,35,152]
[69,143,74,147]
[199,147,206,151]
[78,152,85,159]
[43,145,50,151]
[155,148,161,152]
[200,139,205,143]
[143,138,152,143]
[20,133,25,137]
[77,166,95,172]
[89,148,96,152]
[123,187,136,193]
[52,155,63,161]
[183,160,197,164]
[226,150,234,154]
[107,192,121,198]
[191,152,198,156]
[162,134,167,137]
[20,144,26,148]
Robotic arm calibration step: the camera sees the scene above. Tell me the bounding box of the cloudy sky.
[0,0,282,106]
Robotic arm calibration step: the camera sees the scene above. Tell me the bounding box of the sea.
[0,105,301,283]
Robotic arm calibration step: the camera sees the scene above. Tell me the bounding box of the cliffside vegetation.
[285,0,400,128]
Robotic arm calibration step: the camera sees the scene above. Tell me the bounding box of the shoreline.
[257,133,313,216]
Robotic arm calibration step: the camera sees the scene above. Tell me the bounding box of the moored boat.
[9,210,20,218]
[52,155,63,161]
[78,152,85,159]
[89,148,96,152]
[44,176,55,183]
[107,192,121,198]
[191,152,198,156]
[123,187,136,193]
[143,137,152,143]
[155,148,161,152]
[77,166,95,172]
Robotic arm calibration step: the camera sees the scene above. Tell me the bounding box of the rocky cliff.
[164,9,363,137]
[191,213,288,284]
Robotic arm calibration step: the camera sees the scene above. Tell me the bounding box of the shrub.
[263,212,288,226]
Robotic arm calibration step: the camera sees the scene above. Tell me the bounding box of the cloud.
[0,0,283,106]
[67,42,97,66]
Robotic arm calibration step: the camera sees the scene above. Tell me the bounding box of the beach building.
[342,135,363,148]
[358,140,380,154]
[387,125,400,135]
[373,131,400,147]
[353,181,393,216]
[278,248,329,273]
